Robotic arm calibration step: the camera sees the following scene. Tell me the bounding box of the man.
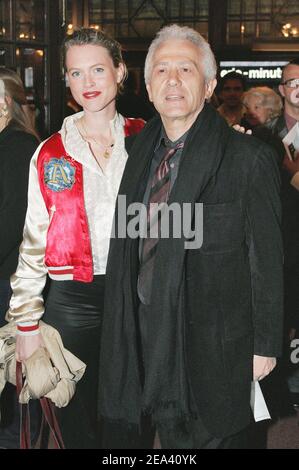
[99,25,283,449]
[267,59,299,406]
[217,71,246,126]
[272,58,299,189]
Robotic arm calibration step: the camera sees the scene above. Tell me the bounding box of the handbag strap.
[16,361,31,449]
[39,397,65,449]
[16,361,65,449]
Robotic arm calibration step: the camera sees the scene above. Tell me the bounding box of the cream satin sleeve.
[6,143,50,325]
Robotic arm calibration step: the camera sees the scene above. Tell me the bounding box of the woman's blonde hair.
[0,67,39,139]
[243,86,283,122]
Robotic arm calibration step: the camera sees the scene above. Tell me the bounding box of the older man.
[99,25,283,449]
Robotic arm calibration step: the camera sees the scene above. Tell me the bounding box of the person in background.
[267,59,299,407]
[0,67,40,448]
[238,86,285,163]
[0,67,39,324]
[242,86,283,128]
[235,83,298,421]
[217,71,246,126]
[98,24,283,449]
[5,28,145,449]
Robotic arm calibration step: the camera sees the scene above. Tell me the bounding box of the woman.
[240,86,284,164]
[0,68,39,323]
[242,86,282,128]
[6,28,145,448]
[0,68,39,448]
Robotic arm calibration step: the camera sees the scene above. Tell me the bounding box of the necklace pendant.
[103,149,110,159]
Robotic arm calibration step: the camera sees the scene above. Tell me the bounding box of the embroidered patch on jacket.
[44,158,76,192]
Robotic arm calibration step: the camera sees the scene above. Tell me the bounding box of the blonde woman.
[242,86,283,128]
[0,68,39,324]
[6,29,145,448]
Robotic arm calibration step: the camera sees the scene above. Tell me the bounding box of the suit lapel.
[121,115,162,206]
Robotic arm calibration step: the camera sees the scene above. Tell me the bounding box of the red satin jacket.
[37,117,145,282]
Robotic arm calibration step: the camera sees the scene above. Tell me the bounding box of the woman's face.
[244,94,270,126]
[66,44,124,115]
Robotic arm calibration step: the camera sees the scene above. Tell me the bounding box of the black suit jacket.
[266,115,299,331]
[0,124,38,279]
[101,104,283,438]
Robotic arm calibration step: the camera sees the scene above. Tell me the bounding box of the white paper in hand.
[282,122,299,161]
[0,79,5,104]
[250,381,271,422]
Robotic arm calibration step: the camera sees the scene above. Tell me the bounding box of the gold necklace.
[80,118,114,159]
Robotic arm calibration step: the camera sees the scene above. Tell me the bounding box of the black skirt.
[43,275,105,449]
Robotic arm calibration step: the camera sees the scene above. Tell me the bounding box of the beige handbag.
[0,321,86,449]
[0,321,86,408]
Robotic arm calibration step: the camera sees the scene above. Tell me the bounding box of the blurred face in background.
[244,94,270,127]
[220,79,244,109]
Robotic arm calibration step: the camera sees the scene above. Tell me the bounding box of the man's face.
[220,79,244,108]
[146,39,216,126]
[279,64,299,111]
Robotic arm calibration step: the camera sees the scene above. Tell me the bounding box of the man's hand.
[232,124,252,135]
[253,355,276,381]
[16,332,44,363]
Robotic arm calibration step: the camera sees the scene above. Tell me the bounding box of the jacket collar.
[121,103,230,209]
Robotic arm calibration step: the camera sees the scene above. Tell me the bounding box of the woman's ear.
[117,63,126,84]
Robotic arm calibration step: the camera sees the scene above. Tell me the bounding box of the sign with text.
[220,61,288,83]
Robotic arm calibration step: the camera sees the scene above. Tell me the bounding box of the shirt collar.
[154,126,189,152]
[60,111,124,175]
[284,111,297,131]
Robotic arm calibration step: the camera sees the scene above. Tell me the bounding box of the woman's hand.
[16,331,44,362]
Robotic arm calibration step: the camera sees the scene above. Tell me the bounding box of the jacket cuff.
[17,321,40,336]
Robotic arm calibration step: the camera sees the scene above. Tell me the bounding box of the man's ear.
[146,83,153,103]
[278,84,285,99]
[205,78,217,100]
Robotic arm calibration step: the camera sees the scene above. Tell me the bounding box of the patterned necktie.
[138,141,184,304]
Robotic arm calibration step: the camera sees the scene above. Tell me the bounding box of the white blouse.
[62,111,128,274]
[7,111,128,324]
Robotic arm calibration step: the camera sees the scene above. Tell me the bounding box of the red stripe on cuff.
[17,324,39,332]
[48,269,73,275]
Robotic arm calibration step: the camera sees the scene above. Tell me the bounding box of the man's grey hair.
[144,24,217,85]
